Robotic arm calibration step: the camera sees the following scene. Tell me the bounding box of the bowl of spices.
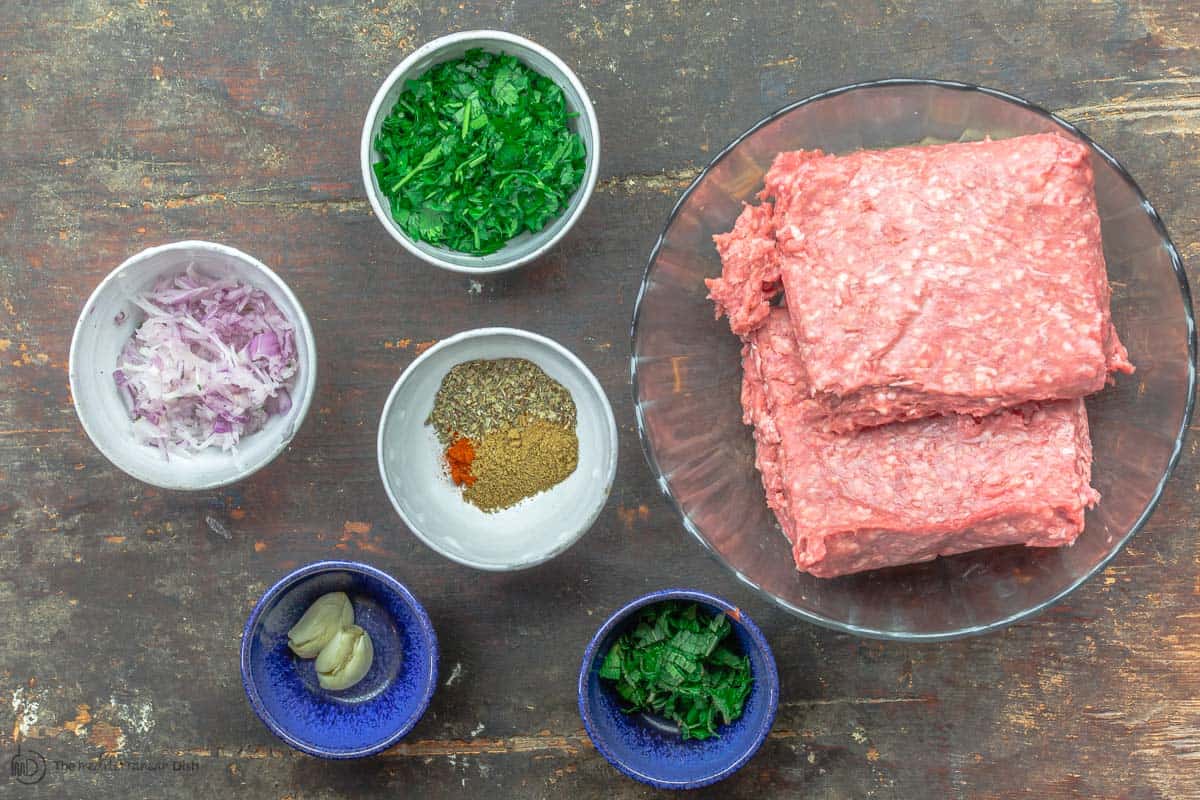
[69,241,317,490]
[360,30,599,273]
[377,327,618,570]
[578,589,779,789]
[240,561,439,759]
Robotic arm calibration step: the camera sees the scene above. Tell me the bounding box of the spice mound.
[427,358,579,512]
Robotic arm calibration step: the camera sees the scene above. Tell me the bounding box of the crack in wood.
[8,726,829,762]
[0,428,72,436]
[782,696,935,707]
[596,167,701,193]
[1056,95,1200,125]
[139,167,706,214]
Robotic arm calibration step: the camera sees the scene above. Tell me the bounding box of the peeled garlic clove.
[316,625,374,691]
[287,592,354,658]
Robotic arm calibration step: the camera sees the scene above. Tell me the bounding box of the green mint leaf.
[596,603,753,742]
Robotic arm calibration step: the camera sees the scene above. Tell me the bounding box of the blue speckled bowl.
[578,589,779,789]
[240,561,438,758]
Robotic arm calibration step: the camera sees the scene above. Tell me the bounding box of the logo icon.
[9,745,46,785]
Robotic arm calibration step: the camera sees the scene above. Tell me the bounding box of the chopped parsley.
[372,48,587,256]
[598,602,753,741]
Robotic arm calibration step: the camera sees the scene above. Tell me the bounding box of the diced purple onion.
[264,388,292,416]
[116,266,299,454]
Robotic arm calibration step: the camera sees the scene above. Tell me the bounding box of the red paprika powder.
[445,436,477,486]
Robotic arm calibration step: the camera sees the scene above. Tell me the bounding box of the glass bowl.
[631,79,1196,641]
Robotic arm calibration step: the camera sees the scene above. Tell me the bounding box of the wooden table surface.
[2,2,1199,797]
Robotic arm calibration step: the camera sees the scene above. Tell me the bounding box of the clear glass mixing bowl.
[631,79,1195,640]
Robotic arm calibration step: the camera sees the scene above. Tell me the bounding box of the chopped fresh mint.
[598,602,753,741]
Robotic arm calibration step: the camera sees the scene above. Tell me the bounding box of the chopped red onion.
[116,266,298,454]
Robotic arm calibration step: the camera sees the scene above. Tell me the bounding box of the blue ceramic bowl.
[578,589,779,789]
[240,561,438,758]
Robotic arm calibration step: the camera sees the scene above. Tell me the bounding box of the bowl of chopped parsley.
[578,589,779,790]
[361,31,599,273]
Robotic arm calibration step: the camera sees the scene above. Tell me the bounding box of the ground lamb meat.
[763,133,1132,432]
[743,309,1099,578]
[709,134,1125,577]
[706,202,780,337]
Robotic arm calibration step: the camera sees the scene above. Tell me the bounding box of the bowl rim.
[630,77,1198,642]
[376,326,619,571]
[359,29,601,274]
[576,588,780,790]
[239,559,440,759]
[68,239,319,491]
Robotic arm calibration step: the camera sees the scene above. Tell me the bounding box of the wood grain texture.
[1,1,1198,797]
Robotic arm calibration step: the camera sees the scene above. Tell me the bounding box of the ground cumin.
[445,436,477,487]
[463,419,579,512]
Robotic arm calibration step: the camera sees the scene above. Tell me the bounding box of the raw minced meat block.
[742,309,1099,578]
[707,134,1122,577]
[738,339,797,544]
[706,202,780,337]
[764,133,1132,432]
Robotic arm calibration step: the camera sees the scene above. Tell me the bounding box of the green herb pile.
[372,48,587,256]
[598,602,753,741]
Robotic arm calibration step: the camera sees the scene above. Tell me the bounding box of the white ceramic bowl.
[377,328,618,570]
[360,30,600,274]
[69,241,318,490]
